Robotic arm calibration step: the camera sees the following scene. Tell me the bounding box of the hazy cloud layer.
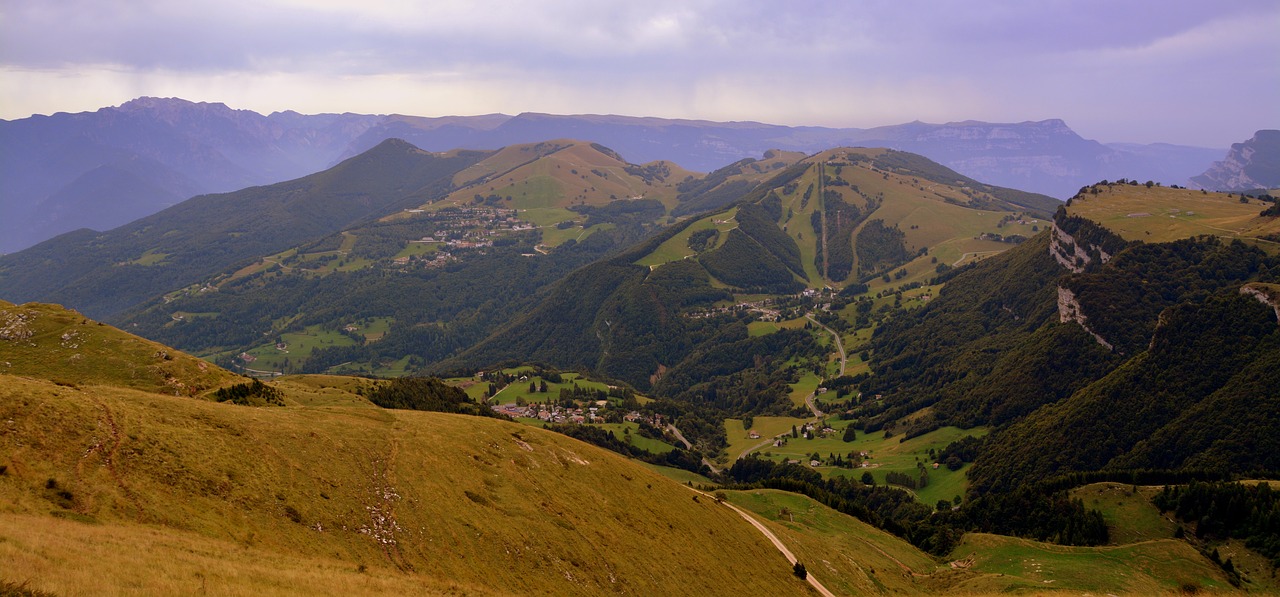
[2,0,1276,145]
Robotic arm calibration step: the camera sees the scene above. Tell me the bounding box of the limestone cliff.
[1190,130,1280,192]
[1057,286,1113,350]
[1240,282,1280,324]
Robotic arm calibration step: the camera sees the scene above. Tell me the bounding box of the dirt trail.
[854,535,927,577]
[366,431,412,571]
[79,396,144,516]
[684,485,836,597]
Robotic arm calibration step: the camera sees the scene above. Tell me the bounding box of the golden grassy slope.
[645,147,1047,290]
[437,140,683,210]
[1066,184,1280,245]
[948,533,1237,595]
[0,374,811,596]
[0,300,238,396]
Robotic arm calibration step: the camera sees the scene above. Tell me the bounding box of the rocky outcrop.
[1240,283,1280,324]
[1190,130,1280,192]
[1057,286,1113,350]
[1049,222,1111,273]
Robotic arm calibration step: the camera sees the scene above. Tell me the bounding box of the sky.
[2,0,1277,147]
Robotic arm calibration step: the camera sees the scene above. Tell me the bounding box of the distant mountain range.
[1191,129,1280,192]
[0,97,1226,252]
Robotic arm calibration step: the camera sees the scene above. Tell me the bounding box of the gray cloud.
[2,0,1276,145]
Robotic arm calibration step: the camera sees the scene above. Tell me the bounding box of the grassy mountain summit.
[0,300,238,395]
[639,147,1059,290]
[441,147,1061,410]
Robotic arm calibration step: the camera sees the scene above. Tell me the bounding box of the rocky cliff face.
[1057,286,1114,350]
[1048,221,1113,274]
[1241,282,1280,324]
[1190,130,1280,192]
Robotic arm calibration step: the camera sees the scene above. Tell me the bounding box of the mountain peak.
[369,137,421,151]
[117,96,233,114]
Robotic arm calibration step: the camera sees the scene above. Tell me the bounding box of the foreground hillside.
[0,307,819,594]
[0,300,239,395]
[0,373,819,596]
[2,307,1255,596]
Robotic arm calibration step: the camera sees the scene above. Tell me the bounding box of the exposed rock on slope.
[1190,129,1280,191]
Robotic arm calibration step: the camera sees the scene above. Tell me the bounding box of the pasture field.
[724,416,809,461]
[775,167,825,284]
[596,422,678,454]
[123,249,170,266]
[1068,481,1280,592]
[488,371,613,405]
[949,532,1236,595]
[392,241,439,259]
[725,489,949,595]
[1069,482,1177,545]
[757,423,987,507]
[747,314,809,337]
[1066,184,1280,245]
[788,371,822,407]
[636,208,738,267]
[239,324,357,373]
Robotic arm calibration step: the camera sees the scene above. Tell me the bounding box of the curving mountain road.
[666,424,721,474]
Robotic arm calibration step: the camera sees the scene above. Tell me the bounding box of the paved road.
[952,250,1001,267]
[805,314,847,377]
[804,314,847,418]
[666,424,720,474]
[737,313,848,461]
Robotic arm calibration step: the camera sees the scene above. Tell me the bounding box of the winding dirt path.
[684,486,836,597]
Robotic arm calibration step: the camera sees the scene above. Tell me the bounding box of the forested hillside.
[0,140,488,318]
[853,183,1280,497]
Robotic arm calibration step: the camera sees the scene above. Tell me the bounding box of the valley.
[2,133,1278,596]
[6,0,1278,588]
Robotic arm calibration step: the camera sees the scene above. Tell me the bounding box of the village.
[490,401,668,428]
[686,287,841,323]
[405,206,538,244]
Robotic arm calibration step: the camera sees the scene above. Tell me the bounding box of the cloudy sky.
[2,0,1276,147]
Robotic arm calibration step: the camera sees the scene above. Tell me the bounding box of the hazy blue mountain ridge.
[2,97,1227,252]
